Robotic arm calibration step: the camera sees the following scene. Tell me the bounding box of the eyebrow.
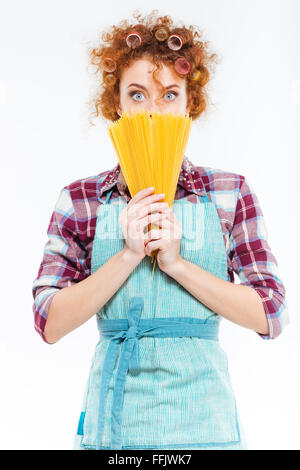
[127,83,180,91]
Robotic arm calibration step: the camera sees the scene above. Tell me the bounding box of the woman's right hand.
[119,187,169,260]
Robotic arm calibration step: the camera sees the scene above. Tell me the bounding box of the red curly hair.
[86,9,220,126]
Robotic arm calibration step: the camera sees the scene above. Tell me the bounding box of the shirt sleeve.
[228,176,290,340]
[32,187,90,343]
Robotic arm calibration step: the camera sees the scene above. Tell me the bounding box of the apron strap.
[98,188,114,205]
[105,189,113,204]
[198,182,210,203]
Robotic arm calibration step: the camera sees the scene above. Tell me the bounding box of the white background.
[0,0,299,450]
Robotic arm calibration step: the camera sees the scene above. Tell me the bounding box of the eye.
[164,91,178,101]
[128,91,145,101]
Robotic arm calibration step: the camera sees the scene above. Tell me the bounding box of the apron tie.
[95,296,220,450]
[95,297,143,450]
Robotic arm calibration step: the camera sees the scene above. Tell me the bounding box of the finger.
[121,201,166,229]
[127,186,155,208]
[145,239,163,253]
[137,211,168,233]
[129,194,166,218]
[146,218,173,234]
[145,223,182,244]
[144,228,162,241]
[144,228,170,243]
[128,188,165,209]
[128,201,169,220]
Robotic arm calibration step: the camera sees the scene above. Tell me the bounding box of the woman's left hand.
[144,206,182,273]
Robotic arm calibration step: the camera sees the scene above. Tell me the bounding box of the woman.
[32,11,289,450]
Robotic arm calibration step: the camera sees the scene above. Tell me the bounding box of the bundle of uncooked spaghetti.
[107,109,192,280]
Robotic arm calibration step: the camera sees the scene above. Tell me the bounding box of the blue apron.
[73,185,248,450]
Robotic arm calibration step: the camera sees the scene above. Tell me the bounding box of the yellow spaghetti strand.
[107,109,192,281]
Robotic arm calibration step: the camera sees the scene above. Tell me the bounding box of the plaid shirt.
[32,156,289,343]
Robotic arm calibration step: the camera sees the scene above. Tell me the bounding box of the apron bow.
[95,296,143,450]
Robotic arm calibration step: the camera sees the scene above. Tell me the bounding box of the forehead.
[120,58,185,87]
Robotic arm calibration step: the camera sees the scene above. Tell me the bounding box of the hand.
[119,186,169,261]
[144,205,183,274]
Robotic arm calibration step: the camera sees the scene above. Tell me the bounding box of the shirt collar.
[97,155,206,200]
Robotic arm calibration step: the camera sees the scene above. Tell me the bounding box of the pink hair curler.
[174,56,191,75]
[126,31,143,48]
[167,34,183,51]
